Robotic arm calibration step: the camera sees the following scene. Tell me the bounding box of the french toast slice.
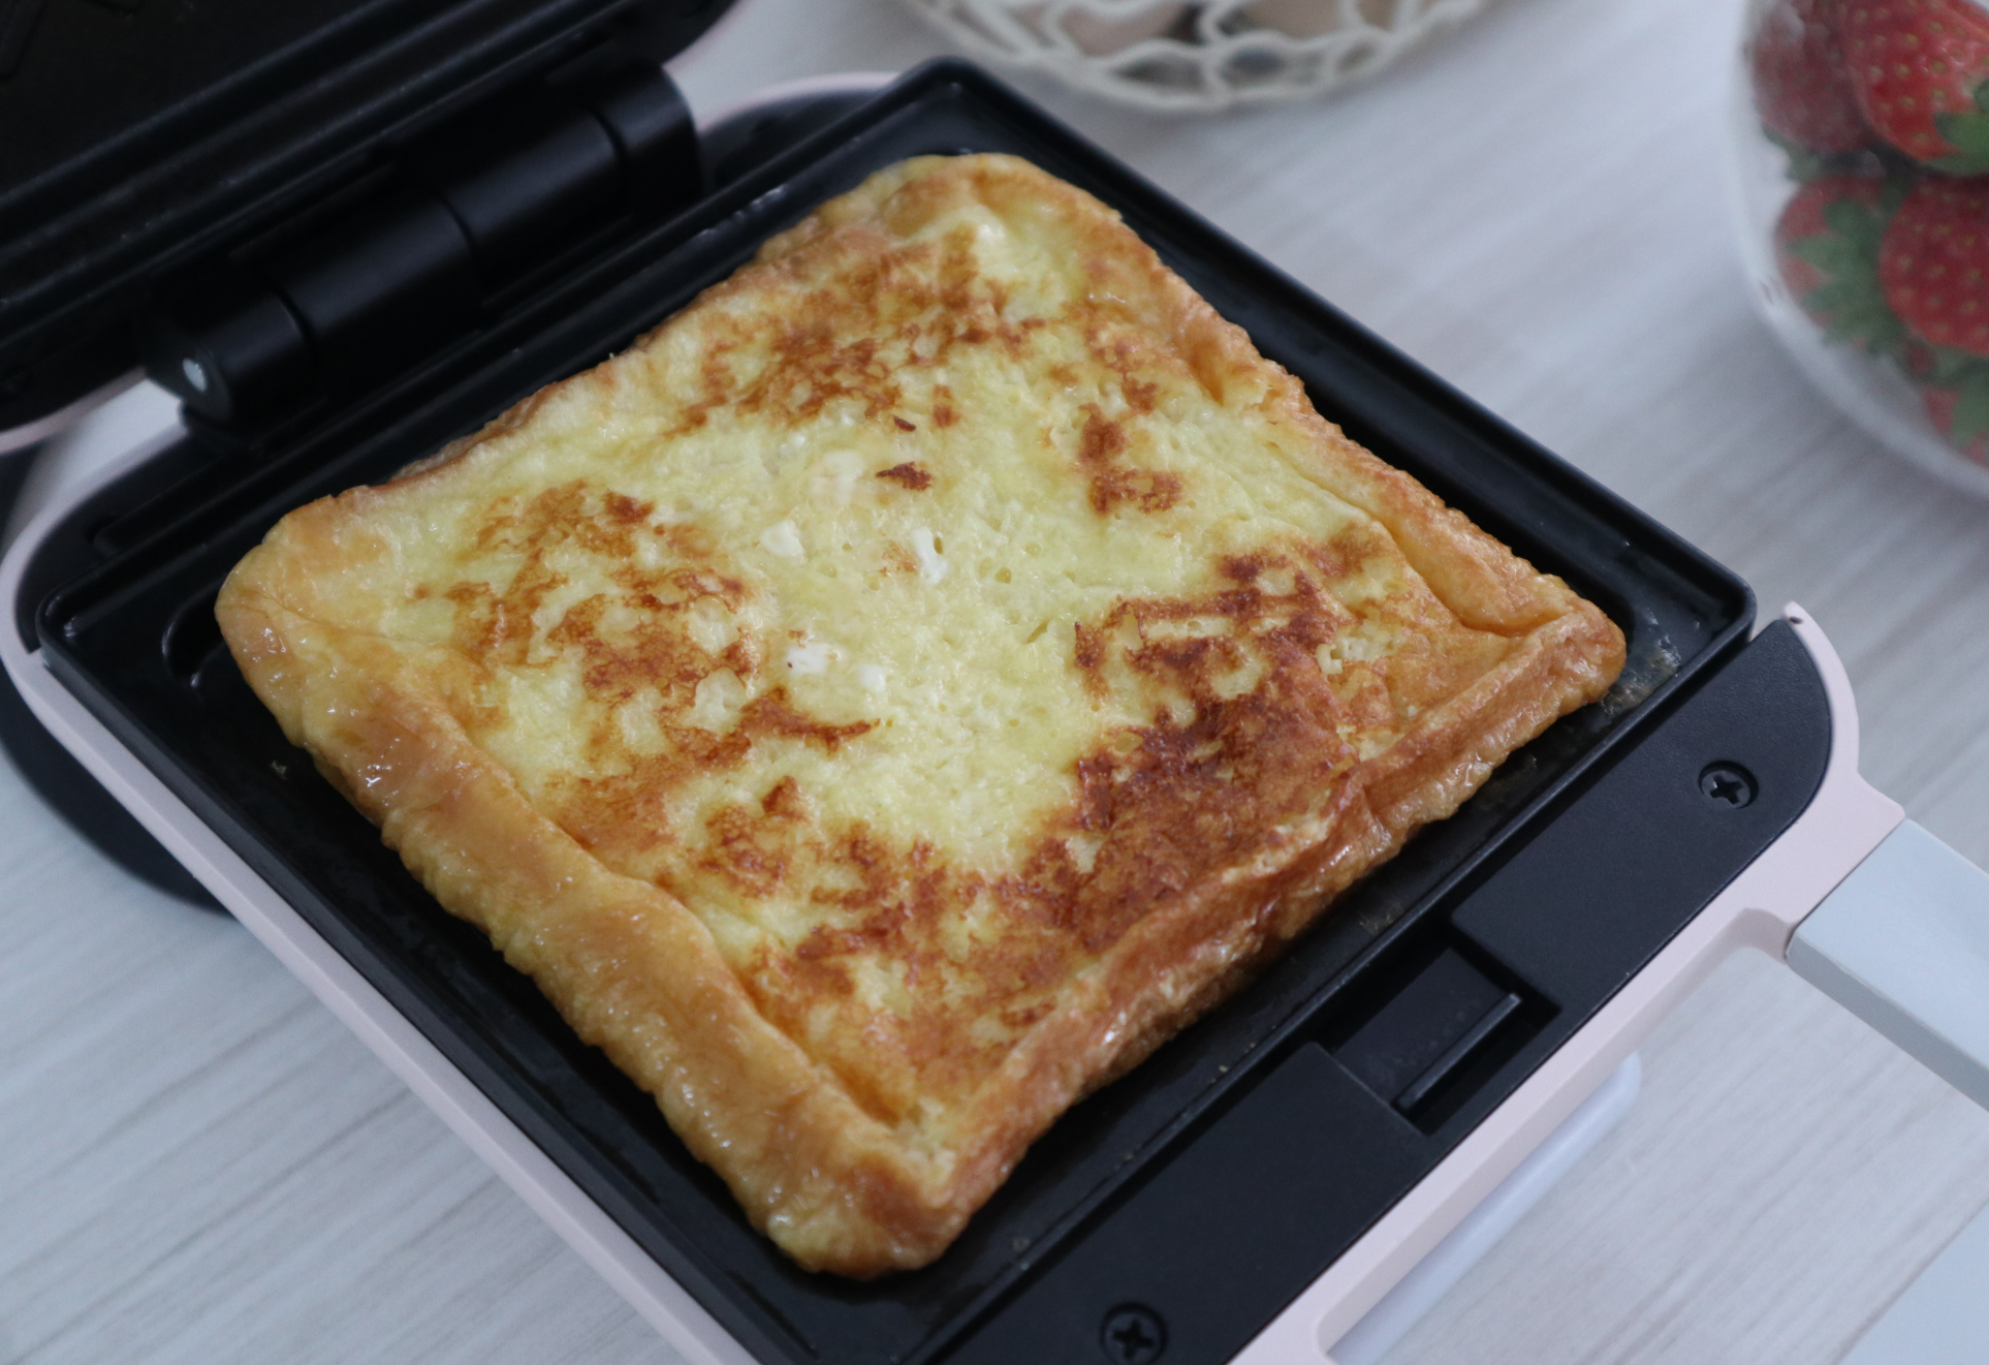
[216,153,1625,1276]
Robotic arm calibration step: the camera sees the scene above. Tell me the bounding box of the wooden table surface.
[6,1,1989,1362]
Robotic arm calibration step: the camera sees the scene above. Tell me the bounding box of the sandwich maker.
[6,6,1989,1362]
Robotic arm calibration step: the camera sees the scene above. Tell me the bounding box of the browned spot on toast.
[699,799,796,899]
[738,689,877,750]
[876,462,934,490]
[1073,621,1108,700]
[1076,407,1183,515]
[664,223,1052,441]
[762,775,809,820]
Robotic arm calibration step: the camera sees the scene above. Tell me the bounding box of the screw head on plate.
[1698,762,1757,809]
[1100,1304,1167,1363]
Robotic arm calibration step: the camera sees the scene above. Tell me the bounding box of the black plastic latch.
[139,52,700,430]
[1332,948,1523,1117]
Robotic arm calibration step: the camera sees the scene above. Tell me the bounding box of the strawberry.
[1918,371,1989,460]
[1777,171,1909,354]
[1751,0,1872,157]
[1879,174,1989,353]
[1841,0,1989,171]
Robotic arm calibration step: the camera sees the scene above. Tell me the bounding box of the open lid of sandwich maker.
[0,0,739,899]
[0,0,737,434]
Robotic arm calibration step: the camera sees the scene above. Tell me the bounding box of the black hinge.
[139,42,700,431]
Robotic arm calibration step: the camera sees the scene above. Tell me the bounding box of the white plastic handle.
[1788,821,1989,1111]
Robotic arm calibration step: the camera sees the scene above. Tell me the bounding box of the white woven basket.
[904,0,1491,111]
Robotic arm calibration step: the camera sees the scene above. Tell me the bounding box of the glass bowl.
[1733,0,1989,497]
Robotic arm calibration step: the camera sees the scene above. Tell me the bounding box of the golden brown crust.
[216,153,1624,1277]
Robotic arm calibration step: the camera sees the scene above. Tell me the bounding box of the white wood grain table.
[6,1,1989,1362]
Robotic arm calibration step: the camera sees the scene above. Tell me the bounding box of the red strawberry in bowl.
[1739,0,1989,489]
[1751,0,1871,156]
[1840,0,1989,171]
[1776,171,1908,354]
[1879,174,1989,353]
[1918,378,1989,461]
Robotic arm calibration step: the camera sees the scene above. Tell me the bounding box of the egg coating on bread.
[217,153,1624,1276]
